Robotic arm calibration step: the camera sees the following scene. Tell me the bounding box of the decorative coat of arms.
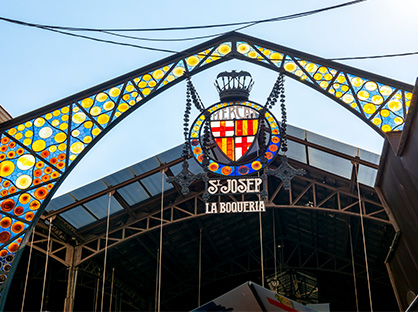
[168,70,305,206]
[189,71,281,177]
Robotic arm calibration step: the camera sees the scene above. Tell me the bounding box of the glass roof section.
[46,123,380,230]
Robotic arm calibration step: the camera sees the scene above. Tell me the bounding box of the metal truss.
[267,175,389,224]
[27,229,148,310]
[31,174,390,267]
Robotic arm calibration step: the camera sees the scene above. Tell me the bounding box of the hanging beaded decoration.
[265,73,306,190]
[166,78,205,195]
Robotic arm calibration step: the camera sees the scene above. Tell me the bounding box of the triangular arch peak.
[0,31,413,307]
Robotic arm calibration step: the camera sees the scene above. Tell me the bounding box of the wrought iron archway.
[0,31,413,307]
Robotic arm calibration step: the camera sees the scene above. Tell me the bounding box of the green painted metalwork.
[0,31,413,307]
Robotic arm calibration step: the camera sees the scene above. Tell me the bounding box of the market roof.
[29,123,396,311]
[44,124,380,231]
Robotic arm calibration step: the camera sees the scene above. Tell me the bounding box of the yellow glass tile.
[237,43,250,54]
[380,109,390,117]
[305,63,317,73]
[363,104,376,114]
[380,86,392,96]
[318,67,327,74]
[336,76,346,84]
[381,124,392,132]
[342,94,354,104]
[269,52,283,63]
[284,62,296,72]
[394,117,404,125]
[81,98,94,108]
[152,70,164,80]
[351,77,363,87]
[313,73,322,81]
[372,117,381,125]
[96,93,108,102]
[388,100,402,112]
[173,67,185,77]
[357,90,370,101]
[109,87,121,97]
[186,56,199,67]
[219,44,231,55]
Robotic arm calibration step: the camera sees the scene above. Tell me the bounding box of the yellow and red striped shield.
[210,119,259,161]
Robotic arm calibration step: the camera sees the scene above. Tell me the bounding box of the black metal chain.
[278,73,288,153]
[260,74,284,156]
[202,111,211,166]
[265,75,281,110]
[187,78,205,112]
[182,81,193,159]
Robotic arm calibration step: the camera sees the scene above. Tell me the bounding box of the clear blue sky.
[1,0,417,196]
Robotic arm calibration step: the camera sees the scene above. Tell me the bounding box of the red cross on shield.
[210,119,259,161]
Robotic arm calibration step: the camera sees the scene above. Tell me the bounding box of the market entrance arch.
[0,31,413,308]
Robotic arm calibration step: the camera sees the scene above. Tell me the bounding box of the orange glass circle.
[221,166,232,175]
[1,199,15,212]
[29,200,40,210]
[40,150,49,158]
[251,161,262,170]
[11,222,24,234]
[16,148,25,155]
[34,169,43,177]
[34,187,48,200]
[0,217,12,228]
[269,145,278,152]
[25,212,35,221]
[0,232,10,244]
[14,206,24,216]
[208,163,219,171]
[8,243,19,253]
[19,193,31,205]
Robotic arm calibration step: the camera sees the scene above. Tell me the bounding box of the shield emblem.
[210,118,259,162]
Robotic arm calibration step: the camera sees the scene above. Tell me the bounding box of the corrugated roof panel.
[61,206,97,229]
[83,195,124,219]
[308,147,352,179]
[117,183,149,206]
[171,158,204,176]
[307,131,358,157]
[287,140,307,164]
[102,168,135,186]
[358,165,378,187]
[69,180,108,201]
[359,149,380,164]
[130,157,160,176]
[141,172,173,197]
[287,124,306,139]
[156,145,183,164]
[45,193,76,212]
